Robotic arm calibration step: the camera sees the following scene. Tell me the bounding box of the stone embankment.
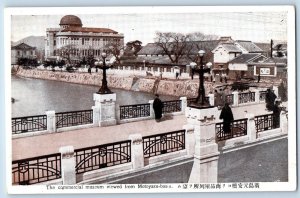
[16,68,216,97]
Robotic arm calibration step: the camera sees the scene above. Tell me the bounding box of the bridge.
[11,89,288,185]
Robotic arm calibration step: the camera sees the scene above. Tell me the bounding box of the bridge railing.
[12,153,61,185]
[215,118,248,141]
[254,113,279,133]
[74,140,131,175]
[238,92,256,104]
[162,100,182,114]
[142,130,185,158]
[12,115,47,134]
[119,103,150,120]
[56,110,93,129]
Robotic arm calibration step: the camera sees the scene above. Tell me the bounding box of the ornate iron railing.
[56,110,93,128]
[143,130,185,158]
[225,94,234,105]
[120,103,150,120]
[238,92,255,104]
[187,97,210,107]
[74,140,131,174]
[162,100,182,114]
[12,153,61,185]
[12,115,47,134]
[254,114,279,132]
[216,118,248,141]
[259,91,267,101]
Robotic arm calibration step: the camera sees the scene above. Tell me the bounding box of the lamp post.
[96,52,113,94]
[188,50,211,108]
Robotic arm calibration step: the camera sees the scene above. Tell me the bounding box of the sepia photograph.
[5,6,296,193]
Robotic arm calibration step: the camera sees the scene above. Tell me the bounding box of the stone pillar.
[273,86,279,97]
[183,125,195,157]
[59,146,76,185]
[148,100,155,119]
[208,93,215,106]
[157,67,161,73]
[180,97,187,114]
[115,104,121,123]
[280,111,288,134]
[92,106,100,126]
[93,93,117,126]
[123,66,126,70]
[232,91,239,106]
[164,68,167,73]
[129,134,144,170]
[46,110,56,132]
[246,113,257,142]
[254,90,260,104]
[186,106,220,183]
[139,67,142,71]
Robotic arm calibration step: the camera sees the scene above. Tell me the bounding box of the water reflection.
[11,75,177,117]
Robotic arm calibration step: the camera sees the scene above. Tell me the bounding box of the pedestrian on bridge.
[273,100,281,128]
[265,88,277,111]
[219,103,234,134]
[153,94,164,122]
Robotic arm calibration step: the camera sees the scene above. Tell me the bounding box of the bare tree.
[154,31,219,64]
[154,32,194,64]
[104,42,124,65]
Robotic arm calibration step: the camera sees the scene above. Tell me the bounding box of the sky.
[10,11,288,45]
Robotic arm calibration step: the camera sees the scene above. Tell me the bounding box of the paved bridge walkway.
[12,103,270,161]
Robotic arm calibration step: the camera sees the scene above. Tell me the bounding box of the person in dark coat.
[273,101,281,128]
[265,88,277,111]
[219,103,234,134]
[88,67,91,74]
[153,94,164,121]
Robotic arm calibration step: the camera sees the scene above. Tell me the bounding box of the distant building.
[11,43,36,65]
[45,15,124,63]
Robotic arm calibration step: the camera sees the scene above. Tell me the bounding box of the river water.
[11,75,177,118]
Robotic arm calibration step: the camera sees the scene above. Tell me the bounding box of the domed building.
[45,15,124,63]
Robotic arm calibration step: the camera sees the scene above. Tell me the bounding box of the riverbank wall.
[16,68,214,97]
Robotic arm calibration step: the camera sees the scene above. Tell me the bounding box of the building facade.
[45,15,124,63]
[11,43,36,65]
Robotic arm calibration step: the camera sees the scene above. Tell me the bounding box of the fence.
[238,92,256,104]
[74,140,131,174]
[12,115,47,134]
[254,114,279,132]
[215,118,248,141]
[186,97,210,107]
[56,110,93,128]
[120,103,150,120]
[143,130,185,158]
[12,153,61,185]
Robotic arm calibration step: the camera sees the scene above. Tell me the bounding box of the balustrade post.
[246,113,257,141]
[183,125,195,157]
[92,106,100,126]
[59,146,76,185]
[46,110,56,132]
[115,104,121,124]
[186,106,219,183]
[148,100,155,119]
[232,91,239,106]
[208,93,214,106]
[280,111,288,134]
[180,97,187,114]
[273,86,279,97]
[254,90,260,103]
[129,134,144,170]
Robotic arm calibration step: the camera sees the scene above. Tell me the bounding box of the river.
[11,75,177,117]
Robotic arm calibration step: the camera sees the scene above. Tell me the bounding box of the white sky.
[11,12,287,44]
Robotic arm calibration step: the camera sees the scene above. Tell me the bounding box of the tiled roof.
[222,43,242,53]
[11,42,36,50]
[255,42,271,53]
[235,40,263,52]
[229,53,261,64]
[61,27,118,34]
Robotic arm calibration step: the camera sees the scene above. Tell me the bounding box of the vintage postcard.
[5,6,296,193]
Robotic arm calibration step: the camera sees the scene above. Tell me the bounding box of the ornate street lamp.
[189,50,211,108]
[96,52,113,94]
